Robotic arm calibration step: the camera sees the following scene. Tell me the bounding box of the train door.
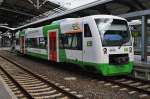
[83,23,93,63]
[48,30,58,62]
[20,36,25,54]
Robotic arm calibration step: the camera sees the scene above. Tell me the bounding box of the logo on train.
[72,23,80,30]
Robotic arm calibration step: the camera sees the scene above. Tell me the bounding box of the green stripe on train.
[19,31,25,36]
[96,62,133,76]
[63,59,133,76]
[26,52,48,60]
[43,23,60,37]
[43,22,67,62]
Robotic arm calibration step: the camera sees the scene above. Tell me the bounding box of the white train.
[15,15,134,76]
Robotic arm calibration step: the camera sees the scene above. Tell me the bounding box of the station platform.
[0,76,17,99]
[134,55,150,66]
[133,55,150,80]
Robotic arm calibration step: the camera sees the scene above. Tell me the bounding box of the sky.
[48,0,98,9]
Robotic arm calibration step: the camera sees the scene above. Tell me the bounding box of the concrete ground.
[0,76,17,99]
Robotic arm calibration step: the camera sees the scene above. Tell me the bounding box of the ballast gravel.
[0,50,140,99]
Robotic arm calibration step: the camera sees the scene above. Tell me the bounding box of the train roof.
[52,18,81,24]
[16,15,126,33]
[53,15,126,24]
[84,15,126,20]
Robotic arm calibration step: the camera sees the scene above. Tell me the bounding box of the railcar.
[15,15,134,76]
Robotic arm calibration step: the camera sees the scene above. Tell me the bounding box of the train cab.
[60,15,134,75]
[83,15,134,75]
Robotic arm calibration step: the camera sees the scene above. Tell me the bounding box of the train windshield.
[95,19,132,46]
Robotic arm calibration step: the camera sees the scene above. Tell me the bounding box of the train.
[15,15,134,76]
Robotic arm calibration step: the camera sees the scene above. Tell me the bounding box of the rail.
[0,54,82,99]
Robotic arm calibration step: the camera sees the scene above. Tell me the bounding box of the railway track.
[0,54,83,99]
[102,76,150,98]
[1,50,150,98]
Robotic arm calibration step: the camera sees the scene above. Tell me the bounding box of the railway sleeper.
[27,87,52,93]
[129,82,142,86]
[23,84,49,89]
[16,78,40,81]
[30,90,60,96]
[18,81,42,85]
[20,82,46,87]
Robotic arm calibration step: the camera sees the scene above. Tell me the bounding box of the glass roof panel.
[48,0,98,9]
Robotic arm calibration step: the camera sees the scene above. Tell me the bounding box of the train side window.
[27,38,38,48]
[32,38,38,48]
[72,33,82,50]
[59,34,68,49]
[72,34,78,49]
[27,38,32,48]
[77,33,82,50]
[26,37,47,49]
[60,33,82,50]
[68,34,73,49]
[84,24,92,37]
[25,39,28,47]
[39,37,47,49]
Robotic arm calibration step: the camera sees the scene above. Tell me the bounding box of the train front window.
[95,19,132,46]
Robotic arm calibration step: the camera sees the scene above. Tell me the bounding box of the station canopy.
[15,0,150,30]
[0,0,62,28]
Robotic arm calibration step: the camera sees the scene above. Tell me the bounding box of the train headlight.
[129,47,132,53]
[103,48,107,54]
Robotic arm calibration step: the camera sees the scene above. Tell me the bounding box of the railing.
[133,65,150,80]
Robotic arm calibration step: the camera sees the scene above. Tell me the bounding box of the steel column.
[141,16,147,61]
